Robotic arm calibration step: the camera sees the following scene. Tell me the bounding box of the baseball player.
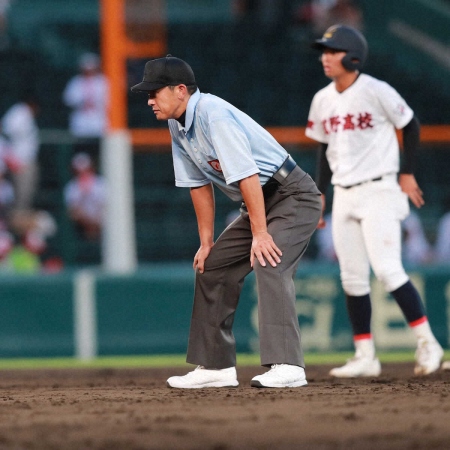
[305,25,444,377]
[131,56,322,388]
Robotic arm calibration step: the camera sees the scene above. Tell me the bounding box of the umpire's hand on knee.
[251,231,282,268]
[193,244,213,274]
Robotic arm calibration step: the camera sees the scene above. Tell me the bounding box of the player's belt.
[341,176,382,189]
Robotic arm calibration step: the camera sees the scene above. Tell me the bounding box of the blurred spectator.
[8,208,57,274]
[323,0,363,31]
[401,211,432,265]
[64,152,106,240]
[7,230,45,273]
[0,222,58,274]
[9,209,56,240]
[296,0,363,36]
[434,195,450,264]
[0,229,13,270]
[315,212,337,262]
[62,52,109,154]
[294,0,334,28]
[0,92,40,213]
[0,159,14,231]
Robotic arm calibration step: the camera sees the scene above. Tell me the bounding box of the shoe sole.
[250,380,308,388]
[329,371,381,378]
[414,349,444,375]
[414,362,442,375]
[166,381,239,389]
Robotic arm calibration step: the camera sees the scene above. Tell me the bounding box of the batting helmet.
[312,25,368,71]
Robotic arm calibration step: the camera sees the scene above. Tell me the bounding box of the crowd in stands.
[0,2,448,270]
[0,50,108,273]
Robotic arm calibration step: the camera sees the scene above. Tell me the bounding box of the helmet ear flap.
[342,53,361,71]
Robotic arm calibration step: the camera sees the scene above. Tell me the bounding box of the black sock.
[390,280,426,324]
[346,294,372,336]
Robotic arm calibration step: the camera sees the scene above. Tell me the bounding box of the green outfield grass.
[0,351,448,370]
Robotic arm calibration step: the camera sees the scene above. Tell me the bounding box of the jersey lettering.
[357,113,374,130]
[319,112,374,134]
[329,116,341,132]
[343,114,355,130]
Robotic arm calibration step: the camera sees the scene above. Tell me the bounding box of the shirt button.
[190,139,194,143]
[194,147,198,152]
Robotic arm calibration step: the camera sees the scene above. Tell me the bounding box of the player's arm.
[399,115,424,208]
[238,174,282,268]
[315,143,332,228]
[190,183,215,273]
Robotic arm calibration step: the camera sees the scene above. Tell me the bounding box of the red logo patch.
[208,159,222,172]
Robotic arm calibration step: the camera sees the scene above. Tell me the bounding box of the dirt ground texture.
[0,363,449,450]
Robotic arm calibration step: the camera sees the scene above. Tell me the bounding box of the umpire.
[131,56,321,388]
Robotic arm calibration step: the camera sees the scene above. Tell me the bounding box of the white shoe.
[166,366,239,389]
[251,364,307,388]
[329,356,381,378]
[414,339,444,375]
[441,361,450,371]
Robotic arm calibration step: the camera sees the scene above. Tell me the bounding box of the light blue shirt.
[168,90,288,201]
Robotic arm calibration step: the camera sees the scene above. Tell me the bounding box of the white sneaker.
[329,356,381,378]
[251,364,307,388]
[166,366,239,389]
[441,361,450,371]
[414,339,444,375]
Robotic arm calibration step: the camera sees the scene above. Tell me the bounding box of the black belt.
[262,155,297,199]
[272,155,297,183]
[341,176,382,189]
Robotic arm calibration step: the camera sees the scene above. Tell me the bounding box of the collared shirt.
[168,90,288,201]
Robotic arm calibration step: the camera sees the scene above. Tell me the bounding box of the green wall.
[0,264,448,358]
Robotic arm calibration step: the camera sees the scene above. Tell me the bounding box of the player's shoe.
[166,366,239,389]
[250,364,308,388]
[414,339,444,375]
[441,361,450,371]
[329,356,381,378]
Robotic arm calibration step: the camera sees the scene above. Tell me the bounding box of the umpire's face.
[147,85,188,121]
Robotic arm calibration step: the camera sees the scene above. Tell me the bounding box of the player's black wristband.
[316,143,332,194]
[400,115,420,174]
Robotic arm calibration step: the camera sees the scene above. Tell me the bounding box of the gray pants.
[12,161,39,211]
[186,166,322,369]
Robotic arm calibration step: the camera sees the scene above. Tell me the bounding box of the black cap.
[131,55,196,93]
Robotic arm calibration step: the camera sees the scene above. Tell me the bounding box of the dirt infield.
[0,363,449,450]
